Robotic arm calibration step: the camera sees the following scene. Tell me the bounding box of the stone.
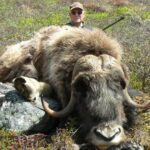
[0,82,59,133]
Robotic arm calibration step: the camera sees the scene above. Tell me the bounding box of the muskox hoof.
[14,76,40,102]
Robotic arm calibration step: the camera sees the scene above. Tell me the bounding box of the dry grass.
[126,95,150,149]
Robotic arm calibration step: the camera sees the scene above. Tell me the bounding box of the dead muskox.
[0,26,149,149]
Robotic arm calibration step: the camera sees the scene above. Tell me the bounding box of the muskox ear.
[72,74,90,96]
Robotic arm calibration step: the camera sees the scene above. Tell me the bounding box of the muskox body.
[0,26,149,149]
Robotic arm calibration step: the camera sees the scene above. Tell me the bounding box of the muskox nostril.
[94,127,121,142]
[33,97,36,101]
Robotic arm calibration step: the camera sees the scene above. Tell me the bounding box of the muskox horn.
[41,93,76,118]
[123,88,150,109]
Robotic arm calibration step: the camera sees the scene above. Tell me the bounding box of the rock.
[0,82,60,133]
[128,87,144,97]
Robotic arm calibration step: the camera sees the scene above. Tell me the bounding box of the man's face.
[70,8,85,24]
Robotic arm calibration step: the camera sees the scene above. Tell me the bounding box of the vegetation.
[0,0,149,149]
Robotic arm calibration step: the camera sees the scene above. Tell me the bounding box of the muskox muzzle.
[86,124,126,149]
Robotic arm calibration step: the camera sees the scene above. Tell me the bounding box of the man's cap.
[70,2,84,10]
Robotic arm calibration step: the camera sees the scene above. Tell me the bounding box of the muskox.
[0,26,149,149]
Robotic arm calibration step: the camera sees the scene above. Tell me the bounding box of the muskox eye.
[24,54,33,64]
[33,97,36,101]
[73,75,89,96]
[120,78,126,89]
[114,77,126,90]
[112,71,127,90]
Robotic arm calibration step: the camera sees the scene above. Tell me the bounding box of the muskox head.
[42,54,126,148]
[42,54,150,149]
[72,54,127,149]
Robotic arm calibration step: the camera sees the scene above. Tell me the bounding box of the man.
[66,2,92,30]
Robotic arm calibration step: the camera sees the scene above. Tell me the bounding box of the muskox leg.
[14,76,51,102]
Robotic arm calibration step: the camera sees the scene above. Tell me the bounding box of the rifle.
[103,16,125,31]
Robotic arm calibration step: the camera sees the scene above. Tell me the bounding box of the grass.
[0,0,69,53]
[0,130,19,149]
[87,11,109,20]
[142,11,150,20]
[130,72,143,90]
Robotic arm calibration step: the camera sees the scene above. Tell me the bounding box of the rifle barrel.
[103,16,125,31]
